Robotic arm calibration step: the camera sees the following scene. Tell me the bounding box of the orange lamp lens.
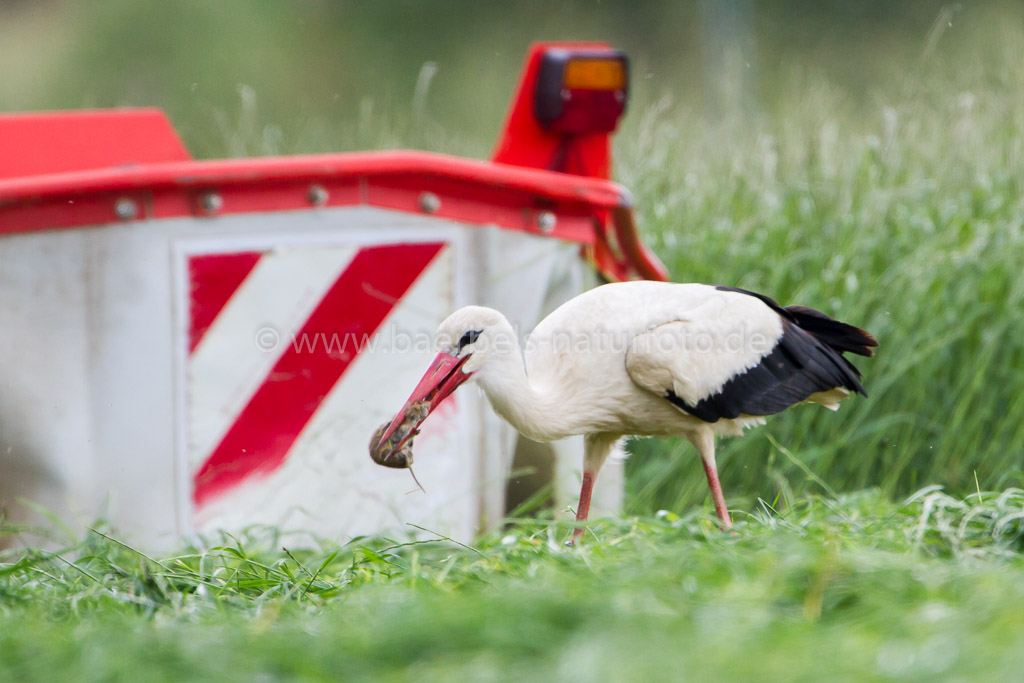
[563,59,626,90]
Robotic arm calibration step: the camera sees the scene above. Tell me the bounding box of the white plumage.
[374,280,877,542]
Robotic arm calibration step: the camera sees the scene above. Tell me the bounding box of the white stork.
[373,281,877,543]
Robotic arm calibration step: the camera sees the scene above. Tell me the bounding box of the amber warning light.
[534,49,629,135]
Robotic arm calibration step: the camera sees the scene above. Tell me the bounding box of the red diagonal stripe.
[189,251,262,353]
[192,242,445,506]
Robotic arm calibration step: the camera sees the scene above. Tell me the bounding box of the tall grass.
[619,8,1024,515]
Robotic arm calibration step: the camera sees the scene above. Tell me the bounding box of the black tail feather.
[714,285,879,359]
[784,305,878,358]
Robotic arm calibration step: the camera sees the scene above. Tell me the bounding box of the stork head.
[372,306,513,458]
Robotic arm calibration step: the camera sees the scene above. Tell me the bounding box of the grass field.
[5,488,1024,680]
[621,32,1024,514]
[4,1,1024,680]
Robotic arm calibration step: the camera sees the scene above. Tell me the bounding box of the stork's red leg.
[571,471,596,544]
[700,456,732,530]
[570,434,618,545]
[688,429,732,530]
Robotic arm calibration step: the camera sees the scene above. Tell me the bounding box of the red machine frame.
[0,43,666,283]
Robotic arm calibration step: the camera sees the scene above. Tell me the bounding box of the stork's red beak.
[377,351,472,452]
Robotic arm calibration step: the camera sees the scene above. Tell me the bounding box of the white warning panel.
[177,232,480,542]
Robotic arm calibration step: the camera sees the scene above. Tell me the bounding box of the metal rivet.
[114,198,138,220]
[200,192,223,214]
[536,211,557,234]
[419,192,441,214]
[308,185,329,206]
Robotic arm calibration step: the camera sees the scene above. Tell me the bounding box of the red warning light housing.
[534,49,629,134]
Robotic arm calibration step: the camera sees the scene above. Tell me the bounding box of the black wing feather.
[665,287,876,423]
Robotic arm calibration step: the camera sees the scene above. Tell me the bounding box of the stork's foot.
[563,511,586,546]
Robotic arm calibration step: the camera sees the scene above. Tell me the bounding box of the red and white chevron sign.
[185,240,452,516]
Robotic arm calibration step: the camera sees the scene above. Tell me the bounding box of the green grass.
[618,6,1024,514]
[5,488,1024,680]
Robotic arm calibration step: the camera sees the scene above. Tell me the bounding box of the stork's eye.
[457,329,482,354]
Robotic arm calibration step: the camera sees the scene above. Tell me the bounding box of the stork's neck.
[474,343,568,443]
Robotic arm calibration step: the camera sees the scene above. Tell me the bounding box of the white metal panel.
[0,230,97,541]
[0,205,617,548]
[167,209,478,541]
[185,244,481,543]
[86,222,181,546]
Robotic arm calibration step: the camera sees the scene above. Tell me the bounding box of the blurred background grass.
[3,0,1023,518]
